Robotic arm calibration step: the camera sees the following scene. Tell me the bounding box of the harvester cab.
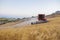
[31,14,48,24]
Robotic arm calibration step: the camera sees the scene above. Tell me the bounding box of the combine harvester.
[31,14,48,24]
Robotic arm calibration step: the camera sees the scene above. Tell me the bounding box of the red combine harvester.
[31,14,48,24]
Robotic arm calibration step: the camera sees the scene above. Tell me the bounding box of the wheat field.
[0,17,60,40]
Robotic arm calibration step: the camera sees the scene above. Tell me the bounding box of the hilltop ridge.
[46,11,60,18]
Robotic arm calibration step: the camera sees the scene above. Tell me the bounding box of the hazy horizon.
[0,0,60,18]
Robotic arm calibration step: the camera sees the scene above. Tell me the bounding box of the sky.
[0,0,60,18]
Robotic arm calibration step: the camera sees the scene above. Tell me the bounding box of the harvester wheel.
[31,22,33,25]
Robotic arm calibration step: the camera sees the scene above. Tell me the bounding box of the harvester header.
[31,14,48,24]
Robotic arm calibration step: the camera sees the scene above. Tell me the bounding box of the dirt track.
[0,18,37,29]
[12,18,38,27]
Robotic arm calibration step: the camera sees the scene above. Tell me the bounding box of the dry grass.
[0,17,60,40]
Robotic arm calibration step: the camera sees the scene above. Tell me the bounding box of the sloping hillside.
[0,16,60,40]
[46,11,60,18]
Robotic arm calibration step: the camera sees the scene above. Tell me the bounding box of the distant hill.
[46,11,60,18]
[52,11,60,15]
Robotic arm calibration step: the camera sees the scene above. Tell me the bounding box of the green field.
[0,18,20,25]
